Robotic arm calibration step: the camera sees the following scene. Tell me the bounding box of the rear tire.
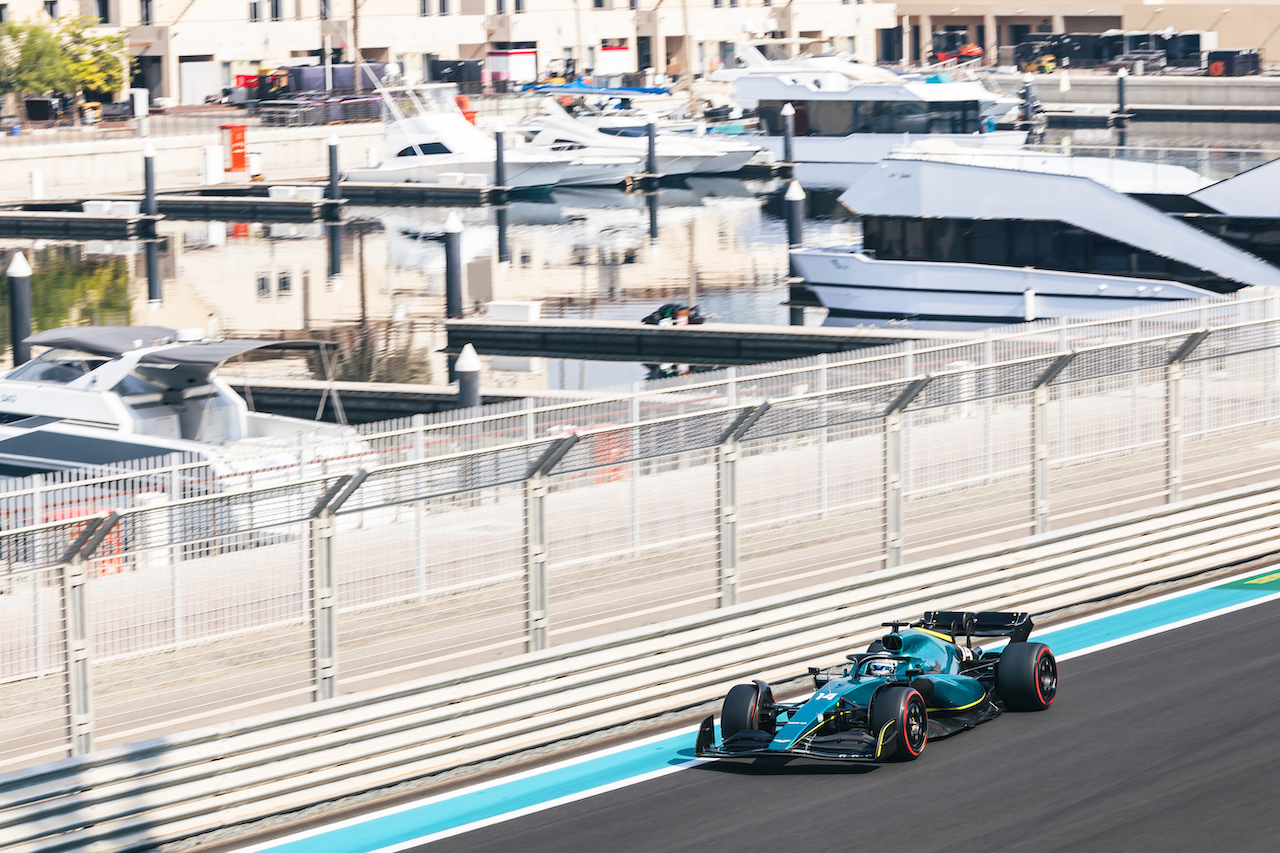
[720,684,763,740]
[996,642,1057,711]
[870,686,928,761]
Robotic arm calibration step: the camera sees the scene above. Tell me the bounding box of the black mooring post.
[496,205,510,264]
[7,252,32,366]
[646,122,658,176]
[781,102,795,165]
[456,343,481,409]
[143,144,157,216]
[1116,67,1128,116]
[145,240,161,304]
[327,222,342,281]
[785,180,806,326]
[444,212,464,318]
[494,128,507,188]
[647,190,659,239]
[327,135,340,201]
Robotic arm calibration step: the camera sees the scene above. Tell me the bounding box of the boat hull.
[346,155,570,189]
[792,246,1216,322]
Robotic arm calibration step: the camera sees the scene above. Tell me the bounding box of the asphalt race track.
[420,597,1280,853]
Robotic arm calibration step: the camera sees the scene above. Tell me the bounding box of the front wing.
[694,715,898,762]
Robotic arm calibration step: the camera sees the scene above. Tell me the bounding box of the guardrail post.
[883,379,930,567]
[524,437,578,651]
[59,513,118,755]
[525,472,550,650]
[1167,331,1210,504]
[1032,354,1075,535]
[307,472,367,701]
[715,404,769,607]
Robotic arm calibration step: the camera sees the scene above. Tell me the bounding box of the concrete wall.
[0,125,386,202]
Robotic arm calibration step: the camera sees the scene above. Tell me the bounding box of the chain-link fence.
[6,290,1280,772]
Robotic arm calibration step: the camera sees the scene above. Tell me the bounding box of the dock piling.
[445,212,464,318]
[456,343,481,409]
[143,144,157,216]
[327,135,341,202]
[7,252,32,366]
[781,102,796,166]
[786,180,806,326]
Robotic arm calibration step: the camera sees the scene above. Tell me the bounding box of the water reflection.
[0,179,862,390]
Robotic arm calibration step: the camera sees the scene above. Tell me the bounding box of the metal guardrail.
[3,478,1279,853]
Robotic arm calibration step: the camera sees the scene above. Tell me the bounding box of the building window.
[277,273,292,293]
[256,275,271,297]
[515,0,523,12]
[593,0,603,7]
[496,0,504,11]
[249,1,260,22]
[439,0,448,14]
[43,1,57,17]
[270,0,282,20]
[94,0,110,22]
[0,5,9,23]
[141,0,153,25]
[418,0,428,15]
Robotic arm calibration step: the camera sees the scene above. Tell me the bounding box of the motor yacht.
[0,326,362,478]
[714,43,1025,189]
[791,156,1280,323]
[345,112,575,190]
[520,102,760,178]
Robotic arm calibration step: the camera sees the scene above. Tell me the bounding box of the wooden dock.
[444,319,973,364]
[0,209,161,239]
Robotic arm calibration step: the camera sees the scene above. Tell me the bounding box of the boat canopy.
[25,326,335,368]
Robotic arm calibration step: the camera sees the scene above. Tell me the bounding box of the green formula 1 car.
[695,610,1057,762]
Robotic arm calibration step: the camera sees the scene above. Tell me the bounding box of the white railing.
[5,290,1280,774]
[3,478,1278,853]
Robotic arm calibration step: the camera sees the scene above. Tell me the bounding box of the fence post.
[1031,354,1076,535]
[412,413,428,596]
[307,471,367,701]
[310,507,338,701]
[60,513,118,756]
[1166,330,1210,504]
[716,404,769,608]
[524,436,578,651]
[883,379,929,567]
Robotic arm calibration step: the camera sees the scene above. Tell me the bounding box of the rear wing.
[915,611,1034,643]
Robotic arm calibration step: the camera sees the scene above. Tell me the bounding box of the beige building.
[0,3,1274,105]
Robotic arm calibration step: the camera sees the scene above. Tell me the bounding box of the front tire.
[996,642,1057,711]
[871,686,928,761]
[720,683,763,740]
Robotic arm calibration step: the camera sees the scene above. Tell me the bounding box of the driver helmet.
[866,656,897,678]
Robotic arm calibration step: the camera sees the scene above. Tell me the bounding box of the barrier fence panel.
[13,293,1280,770]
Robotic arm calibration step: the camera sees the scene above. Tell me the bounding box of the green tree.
[58,16,130,96]
[0,19,76,98]
[0,17,128,99]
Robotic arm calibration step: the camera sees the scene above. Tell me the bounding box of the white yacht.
[521,102,760,178]
[0,326,362,477]
[715,44,1025,189]
[345,112,575,190]
[791,157,1280,323]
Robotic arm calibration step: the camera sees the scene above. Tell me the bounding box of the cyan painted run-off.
[246,568,1280,853]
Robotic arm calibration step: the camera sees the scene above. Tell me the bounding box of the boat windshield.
[6,347,171,395]
[397,142,452,156]
[5,348,108,385]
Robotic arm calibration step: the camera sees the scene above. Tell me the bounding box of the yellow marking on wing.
[913,627,956,642]
[1244,570,1280,585]
[874,721,894,759]
[927,696,986,712]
